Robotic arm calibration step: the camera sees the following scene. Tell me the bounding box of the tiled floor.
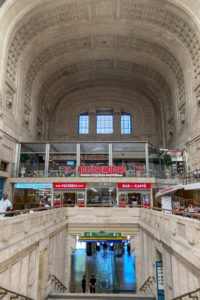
[71,245,135,294]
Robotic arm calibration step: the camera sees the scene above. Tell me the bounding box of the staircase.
[47,293,156,300]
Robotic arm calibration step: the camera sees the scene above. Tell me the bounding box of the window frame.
[78,112,89,134]
[121,112,132,134]
[96,114,114,135]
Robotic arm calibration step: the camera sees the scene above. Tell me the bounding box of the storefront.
[13,183,53,209]
[87,182,117,205]
[53,182,86,206]
[118,183,151,207]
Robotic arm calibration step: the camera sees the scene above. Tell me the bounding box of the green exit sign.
[84,231,122,237]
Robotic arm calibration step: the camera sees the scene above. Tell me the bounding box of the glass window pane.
[97,115,113,134]
[121,114,132,134]
[79,114,89,134]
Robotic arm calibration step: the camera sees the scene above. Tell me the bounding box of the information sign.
[156,261,165,300]
[161,195,172,214]
[15,183,52,189]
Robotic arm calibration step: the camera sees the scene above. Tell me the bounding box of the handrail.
[139,276,155,292]
[172,287,200,300]
[1,204,200,220]
[0,286,33,299]
[48,274,67,292]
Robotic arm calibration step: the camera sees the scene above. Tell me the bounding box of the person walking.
[90,275,96,293]
[0,193,12,218]
[81,275,86,293]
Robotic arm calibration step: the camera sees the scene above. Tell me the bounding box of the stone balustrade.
[0,207,199,300]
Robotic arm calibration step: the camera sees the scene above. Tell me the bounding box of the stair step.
[48,293,156,300]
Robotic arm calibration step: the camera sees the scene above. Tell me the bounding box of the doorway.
[71,237,135,293]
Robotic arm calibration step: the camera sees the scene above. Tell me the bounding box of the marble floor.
[71,244,135,294]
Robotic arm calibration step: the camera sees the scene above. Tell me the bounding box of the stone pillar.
[113,109,121,137]
[65,234,76,291]
[44,143,50,177]
[89,110,96,138]
[130,234,142,292]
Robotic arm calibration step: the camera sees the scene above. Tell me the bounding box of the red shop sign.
[78,166,126,174]
[118,183,151,190]
[54,183,86,189]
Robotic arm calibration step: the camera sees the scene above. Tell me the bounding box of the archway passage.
[1,0,200,158]
[71,235,135,294]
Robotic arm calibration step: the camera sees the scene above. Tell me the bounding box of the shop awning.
[183,182,200,190]
[156,184,184,198]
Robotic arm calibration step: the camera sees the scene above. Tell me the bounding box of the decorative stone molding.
[194,84,200,108]
[179,105,186,128]
[5,0,199,86]
[24,108,31,126]
[5,91,14,109]
[167,118,174,138]
[26,35,184,108]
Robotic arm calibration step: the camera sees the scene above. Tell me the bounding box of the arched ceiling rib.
[23,34,184,113]
[38,61,171,115]
[5,0,200,87]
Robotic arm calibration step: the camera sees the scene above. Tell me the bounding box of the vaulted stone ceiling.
[1,0,200,147]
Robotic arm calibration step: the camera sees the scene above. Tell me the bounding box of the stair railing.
[47,274,67,294]
[139,276,156,295]
[172,287,200,300]
[0,286,33,299]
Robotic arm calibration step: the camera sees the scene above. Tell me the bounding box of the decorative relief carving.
[194,84,200,108]
[5,91,14,109]
[6,0,199,89]
[24,36,91,106]
[25,35,183,110]
[93,0,116,19]
[179,105,186,127]
[120,0,200,81]
[6,1,89,82]
[168,119,174,138]
[39,60,172,120]
[24,108,31,126]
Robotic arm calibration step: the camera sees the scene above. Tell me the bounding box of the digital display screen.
[67,161,75,166]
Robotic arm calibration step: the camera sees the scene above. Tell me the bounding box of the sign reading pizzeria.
[78,166,126,175]
[118,183,151,189]
[53,183,86,189]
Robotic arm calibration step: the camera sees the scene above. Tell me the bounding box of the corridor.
[71,242,135,294]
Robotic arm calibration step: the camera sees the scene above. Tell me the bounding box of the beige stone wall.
[0,0,200,169]
[0,207,200,298]
[139,209,200,300]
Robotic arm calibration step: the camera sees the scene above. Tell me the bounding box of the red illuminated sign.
[78,166,126,174]
[118,183,151,190]
[53,183,86,189]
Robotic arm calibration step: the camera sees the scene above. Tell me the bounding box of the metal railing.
[172,287,200,300]
[0,286,33,299]
[139,276,156,295]
[48,275,67,293]
[180,171,200,185]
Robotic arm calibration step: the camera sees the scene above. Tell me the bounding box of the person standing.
[81,275,86,293]
[90,275,96,293]
[0,193,12,218]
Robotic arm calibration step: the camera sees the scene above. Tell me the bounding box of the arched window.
[78,112,89,134]
[121,112,132,134]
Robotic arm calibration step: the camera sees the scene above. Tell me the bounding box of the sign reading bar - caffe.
[78,165,126,175]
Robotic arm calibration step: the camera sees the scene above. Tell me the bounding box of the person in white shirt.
[0,193,12,218]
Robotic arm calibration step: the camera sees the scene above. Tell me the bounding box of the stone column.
[65,234,76,291]
[113,109,121,137]
[130,234,142,292]
[89,110,96,138]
